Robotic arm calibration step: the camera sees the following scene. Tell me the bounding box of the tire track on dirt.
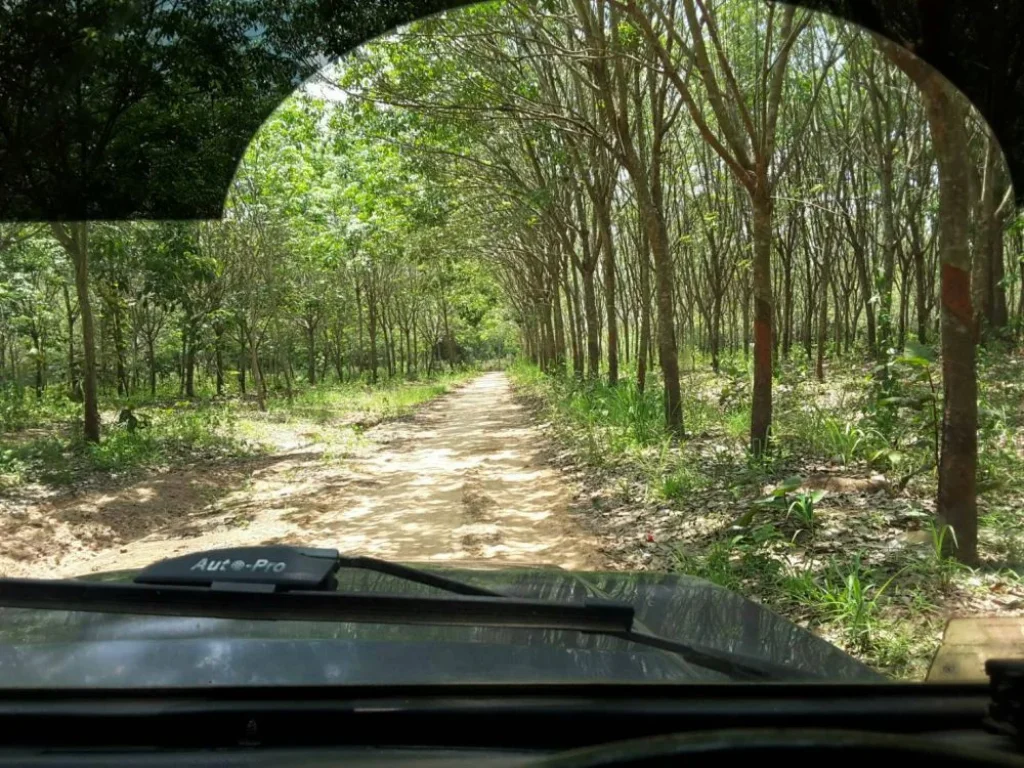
[0,372,604,576]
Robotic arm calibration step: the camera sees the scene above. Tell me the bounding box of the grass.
[510,350,1024,680]
[265,371,470,425]
[0,369,475,490]
[0,402,260,487]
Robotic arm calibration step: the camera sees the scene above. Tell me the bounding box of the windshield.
[0,0,1018,685]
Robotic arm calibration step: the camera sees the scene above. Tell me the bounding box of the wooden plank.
[944,617,1024,645]
[927,618,1024,682]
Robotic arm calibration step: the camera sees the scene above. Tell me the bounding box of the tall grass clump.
[510,363,670,466]
[0,385,80,432]
[267,371,472,424]
[87,404,253,471]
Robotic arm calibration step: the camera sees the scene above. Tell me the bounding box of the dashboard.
[0,683,1019,767]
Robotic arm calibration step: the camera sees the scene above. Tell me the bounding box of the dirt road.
[0,373,605,577]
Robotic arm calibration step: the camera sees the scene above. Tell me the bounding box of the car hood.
[0,564,883,686]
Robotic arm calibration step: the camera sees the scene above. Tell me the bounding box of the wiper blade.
[0,578,634,633]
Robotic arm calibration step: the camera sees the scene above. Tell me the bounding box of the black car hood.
[0,565,882,686]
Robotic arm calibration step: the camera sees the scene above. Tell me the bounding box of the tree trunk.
[889,46,978,565]
[184,325,195,398]
[214,324,224,397]
[112,302,128,396]
[581,265,600,380]
[248,331,266,411]
[802,252,813,361]
[853,242,877,352]
[637,241,652,395]
[381,312,392,378]
[440,300,456,373]
[929,98,978,565]
[568,263,584,378]
[598,205,619,386]
[742,276,751,362]
[411,322,417,377]
[237,332,247,396]
[976,136,1010,337]
[62,283,81,401]
[897,257,910,349]
[750,190,774,456]
[781,251,793,357]
[306,322,317,385]
[878,152,897,352]
[649,209,682,435]
[146,336,157,396]
[551,279,567,373]
[355,278,365,376]
[52,223,100,443]
[368,295,379,384]
[915,249,928,344]
[710,292,721,374]
[817,252,830,383]
[30,327,43,399]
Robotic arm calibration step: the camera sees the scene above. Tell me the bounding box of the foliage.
[798,557,905,653]
[517,356,1024,679]
[787,490,825,533]
[0,371,471,490]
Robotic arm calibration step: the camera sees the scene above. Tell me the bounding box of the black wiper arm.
[606,629,823,682]
[0,578,634,633]
[334,555,503,597]
[573,572,823,682]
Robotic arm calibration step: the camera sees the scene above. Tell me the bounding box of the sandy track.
[0,373,604,577]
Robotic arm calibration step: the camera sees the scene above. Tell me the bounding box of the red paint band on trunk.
[754,299,772,366]
[941,263,974,331]
[754,320,772,364]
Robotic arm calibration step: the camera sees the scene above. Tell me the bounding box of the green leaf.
[777,475,803,493]
[903,340,936,363]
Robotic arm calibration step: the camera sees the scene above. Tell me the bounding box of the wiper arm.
[333,555,503,597]
[132,546,502,597]
[604,629,823,682]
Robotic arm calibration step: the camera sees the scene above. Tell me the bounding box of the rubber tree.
[50,222,100,443]
[572,0,683,434]
[886,42,978,565]
[623,0,834,454]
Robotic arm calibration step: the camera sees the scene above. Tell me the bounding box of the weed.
[918,520,967,590]
[822,418,868,465]
[510,357,1024,680]
[658,464,706,501]
[787,490,825,534]
[725,408,750,440]
[753,474,804,509]
[799,557,906,652]
[673,533,785,596]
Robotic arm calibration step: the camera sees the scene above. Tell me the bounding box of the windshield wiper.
[0,577,634,632]
[0,546,818,682]
[133,545,504,597]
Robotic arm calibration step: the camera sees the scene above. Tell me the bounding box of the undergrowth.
[509,350,1024,680]
[0,370,474,489]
